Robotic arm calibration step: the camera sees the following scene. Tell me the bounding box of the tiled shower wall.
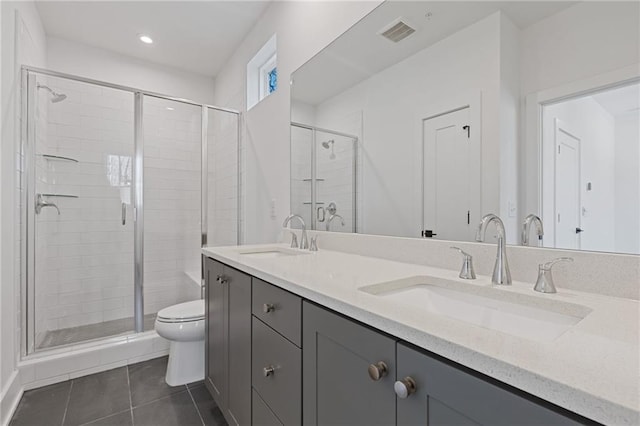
[315,133,356,233]
[142,97,201,315]
[34,76,136,346]
[207,108,239,247]
[290,126,313,228]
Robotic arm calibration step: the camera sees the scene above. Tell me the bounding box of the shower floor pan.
[36,313,157,350]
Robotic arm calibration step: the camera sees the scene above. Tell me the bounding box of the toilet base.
[165,340,205,386]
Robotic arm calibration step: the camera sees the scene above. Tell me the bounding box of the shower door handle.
[122,203,126,225]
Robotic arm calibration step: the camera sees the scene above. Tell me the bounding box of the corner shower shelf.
[40,154,79,163]
[41,194,79,198]
[302,178,325,182]
[303,202,324,205]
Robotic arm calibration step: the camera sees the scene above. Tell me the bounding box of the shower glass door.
[315,131,357,233]
[290,123,357,232]
[26,72,135,351]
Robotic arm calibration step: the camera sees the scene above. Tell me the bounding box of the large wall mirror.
[290,0,640,255]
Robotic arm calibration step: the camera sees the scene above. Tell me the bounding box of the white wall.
[614,113,640,254]
[520,2,640,96]
[211,0,382,244]
[1,1,47,423]
[309,13,503,239]
[47,37,216,105]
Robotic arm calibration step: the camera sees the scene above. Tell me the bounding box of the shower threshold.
[36,313,157,350]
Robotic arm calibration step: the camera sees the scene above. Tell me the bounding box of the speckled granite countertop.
[203,244,639,425]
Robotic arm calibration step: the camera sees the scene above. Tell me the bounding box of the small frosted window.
[247,34,277,110]
[268,67,278,94]
[258,53,277,100]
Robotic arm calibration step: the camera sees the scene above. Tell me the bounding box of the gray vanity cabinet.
[302,301,397,426]
[204,257,251,426]
[396,342,581,426]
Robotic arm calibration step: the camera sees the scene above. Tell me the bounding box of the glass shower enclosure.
[290,122,358,232]
[21,67,240,354]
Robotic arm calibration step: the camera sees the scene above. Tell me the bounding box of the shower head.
[37,84,67,103]
[321,140,334,149]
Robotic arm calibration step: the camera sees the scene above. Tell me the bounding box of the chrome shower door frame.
[21,66,241,356]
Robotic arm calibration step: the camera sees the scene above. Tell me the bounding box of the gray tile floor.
[37,315,158,349]
[10,356,227,426]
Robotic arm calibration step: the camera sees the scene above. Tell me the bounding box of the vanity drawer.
[252,317,301,426]
[252,278,302,346]
[252,388,283,426]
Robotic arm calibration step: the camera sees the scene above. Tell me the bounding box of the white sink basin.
[236,247,310,259]
[359,276,591,343]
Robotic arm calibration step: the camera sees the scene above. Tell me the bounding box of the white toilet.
[154,299,205,386]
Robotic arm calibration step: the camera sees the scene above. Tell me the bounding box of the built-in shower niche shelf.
[40,154,79,163]
[303,202,324,205]
[41,193,79,198]
[302,178,325,182]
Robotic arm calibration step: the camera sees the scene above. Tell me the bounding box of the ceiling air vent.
[380,20,416,43]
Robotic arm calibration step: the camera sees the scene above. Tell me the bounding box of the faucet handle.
[289,232,299,249]
[535,257,573,293]
[309,236,318,252]
[450,247,476,280]
[542,257,573,270]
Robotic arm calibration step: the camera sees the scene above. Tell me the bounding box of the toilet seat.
[156,300,204,323]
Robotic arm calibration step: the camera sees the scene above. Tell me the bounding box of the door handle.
[122,203,126,225]
[317,207,325,222]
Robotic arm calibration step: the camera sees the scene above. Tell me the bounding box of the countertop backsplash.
[279,229,640,300]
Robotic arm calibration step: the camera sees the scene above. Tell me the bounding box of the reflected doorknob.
[394,377,417,398]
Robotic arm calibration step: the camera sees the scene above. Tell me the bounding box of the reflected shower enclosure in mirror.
[290,0,640,255]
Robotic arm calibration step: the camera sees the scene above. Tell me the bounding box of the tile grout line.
[77,409,132,426]
[126,365,135,425]
[186,385,206,426]
[60,380,74,426]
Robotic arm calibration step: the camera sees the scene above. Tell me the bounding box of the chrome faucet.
[534,257,573,293]
[283,214,309,249]
[325,213,345,231]
[476,214,511,285]
[35,194,60,215]
[522,214,544,246]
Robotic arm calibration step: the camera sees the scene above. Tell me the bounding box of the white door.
[554,119,582,249]
[423,107,474,241]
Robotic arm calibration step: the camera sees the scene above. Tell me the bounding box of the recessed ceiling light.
[139,34,153,44]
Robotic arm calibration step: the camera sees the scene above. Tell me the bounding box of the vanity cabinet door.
[204,257,251,426]
[225,264,252,426]
[205,257,226,408]
[302,302,397,426]
[396,343,582,426]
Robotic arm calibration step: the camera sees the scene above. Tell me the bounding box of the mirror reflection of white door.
[423,107,474,241]
[554,119,582,249]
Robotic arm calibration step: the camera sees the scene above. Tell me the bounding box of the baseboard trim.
[0,370,23,426]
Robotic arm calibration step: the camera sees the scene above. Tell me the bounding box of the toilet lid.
[157,300,205,322]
